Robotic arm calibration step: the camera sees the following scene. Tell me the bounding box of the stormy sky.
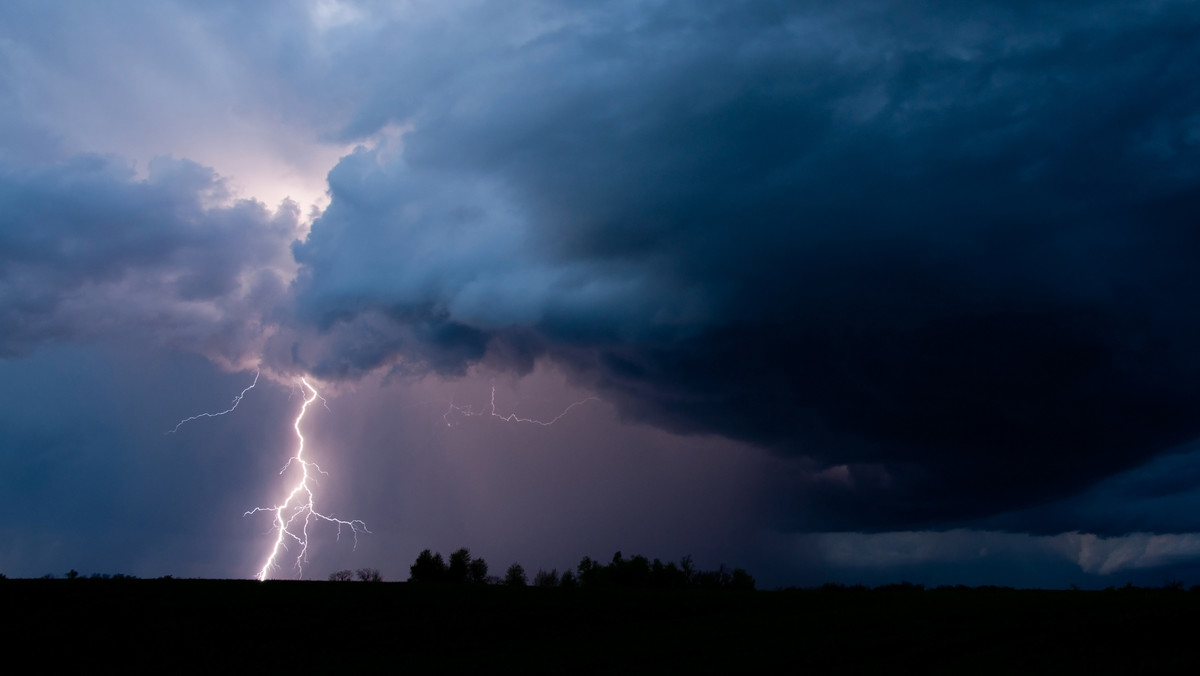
[3,0,1200,588]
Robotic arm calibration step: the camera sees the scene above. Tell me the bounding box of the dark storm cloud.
[0,154,299,366]
[291,0,1200,530]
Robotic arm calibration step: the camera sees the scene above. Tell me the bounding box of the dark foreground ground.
[4,579,1198,673]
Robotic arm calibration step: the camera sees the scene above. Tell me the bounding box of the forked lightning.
[245,377,368,580]
[171,373,591,580]
[170,373,367,580]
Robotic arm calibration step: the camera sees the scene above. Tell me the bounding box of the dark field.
[5,579,1198,672]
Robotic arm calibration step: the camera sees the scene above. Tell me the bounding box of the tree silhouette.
[409,548,491,584]
[680,554,695,584]
[356,567,383,582]
[504,563,527,587]
[467,556,489,584]
[570,552,754,590]
[730,568,755,590]
[409,549,447,583]
[403,546,756,590]
[448,548,472,584]
[329,569,353,582]
[612,555,651,587]
[649,559,688,588]
[577,556,600,586]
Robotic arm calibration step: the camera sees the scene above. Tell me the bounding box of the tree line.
[399,548,755,590]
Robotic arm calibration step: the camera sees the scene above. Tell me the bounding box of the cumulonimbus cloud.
[283,1,1200,530]
[5,0,1200,536]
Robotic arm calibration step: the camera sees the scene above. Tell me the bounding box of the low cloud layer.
[814,529,1200,579]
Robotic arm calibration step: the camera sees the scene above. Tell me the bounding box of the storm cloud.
[5,0,1200,583]
[286,0,1200,530]
[0,154,299,367]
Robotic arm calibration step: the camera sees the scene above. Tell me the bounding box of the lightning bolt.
[445,385,598,427]
[245,377,368,581]
[167,370,260,434]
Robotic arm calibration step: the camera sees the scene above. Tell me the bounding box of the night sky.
[3,0,1200,588]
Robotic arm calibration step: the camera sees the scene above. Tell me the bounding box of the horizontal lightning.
[444,385,597,427]
[167,370,260,434]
